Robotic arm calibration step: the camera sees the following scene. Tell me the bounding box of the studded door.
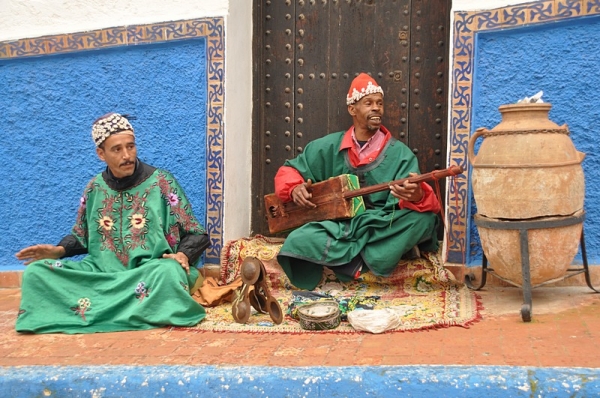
[252,0,451,234]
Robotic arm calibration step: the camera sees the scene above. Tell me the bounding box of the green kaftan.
[277,131,439,290]
[16,169,207,334]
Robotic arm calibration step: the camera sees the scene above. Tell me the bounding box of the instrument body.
[264,174,364,234]
[264,166,463,234]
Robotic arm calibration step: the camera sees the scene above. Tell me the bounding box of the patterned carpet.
[180,235,482,334]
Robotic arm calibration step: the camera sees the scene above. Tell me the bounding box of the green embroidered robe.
[16,166,207,334]
[277,131,439,290]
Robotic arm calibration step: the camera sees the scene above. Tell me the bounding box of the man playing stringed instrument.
[274,73,441,290]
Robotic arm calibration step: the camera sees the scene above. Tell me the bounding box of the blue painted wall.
[468,16,600,265]
[0,39,208,271]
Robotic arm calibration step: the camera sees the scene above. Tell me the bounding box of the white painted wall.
[0,0,229,41]
[0,0,254,244]
[223,2,253,242]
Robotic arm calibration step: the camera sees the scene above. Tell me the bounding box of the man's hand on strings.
[390,173,424,202]
[291,179,317,208]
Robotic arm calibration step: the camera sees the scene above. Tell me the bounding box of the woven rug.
[180,235,481,334]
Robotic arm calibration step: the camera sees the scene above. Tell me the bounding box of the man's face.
[348,93,384,134]
[96,133,137,178]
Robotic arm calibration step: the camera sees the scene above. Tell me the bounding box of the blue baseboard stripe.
[1,365,599,397]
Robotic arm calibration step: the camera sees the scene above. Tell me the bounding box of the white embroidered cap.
[91,113,135,147]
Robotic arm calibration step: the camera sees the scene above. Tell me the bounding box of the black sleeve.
[57,235,88,258]
[178,233,211,266]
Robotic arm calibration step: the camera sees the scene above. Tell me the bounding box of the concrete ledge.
[1,365,599,397]
[0,271,22,288]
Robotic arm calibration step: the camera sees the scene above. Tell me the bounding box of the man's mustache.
[120,161,135,166]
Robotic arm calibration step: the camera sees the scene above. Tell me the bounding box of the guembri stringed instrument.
[264,165,463,234]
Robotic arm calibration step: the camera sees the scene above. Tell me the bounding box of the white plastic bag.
[347,309,402,334]
[517,90,544,103]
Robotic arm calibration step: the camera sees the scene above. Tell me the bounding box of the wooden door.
[252,0,451,235]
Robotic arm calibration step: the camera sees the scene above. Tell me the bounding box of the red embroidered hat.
[346,73,384,105]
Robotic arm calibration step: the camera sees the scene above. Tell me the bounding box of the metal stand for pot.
[465,211,599,322]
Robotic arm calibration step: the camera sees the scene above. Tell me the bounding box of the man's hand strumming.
[291,179,317,209]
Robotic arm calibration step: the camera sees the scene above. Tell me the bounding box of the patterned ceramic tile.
[0,18,225,264]
[586,0,600,14]
[449,1,598,263]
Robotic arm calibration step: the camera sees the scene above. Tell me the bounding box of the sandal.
[231,256,261,323]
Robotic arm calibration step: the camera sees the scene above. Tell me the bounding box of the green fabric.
[16,169,207,334]
[277,131,439,290]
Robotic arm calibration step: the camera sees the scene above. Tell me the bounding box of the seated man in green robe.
[274,73,441,290]
[15,113,210,334]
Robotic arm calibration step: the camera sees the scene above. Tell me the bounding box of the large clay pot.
[469,103,586,286]
[468,103,585,219]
